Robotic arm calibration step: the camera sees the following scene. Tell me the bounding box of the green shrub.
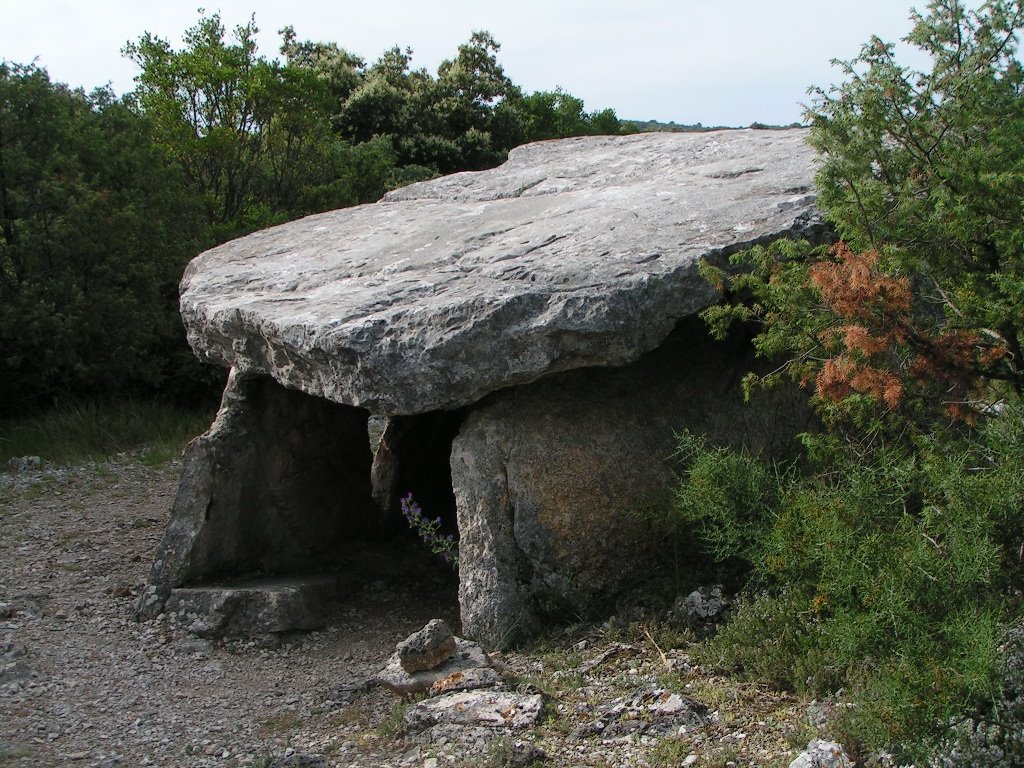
[670,432,789,583]
[927,623,1024,766]
[683,0,1024,759]
[675,412,1024,759]
[694,588,822,691]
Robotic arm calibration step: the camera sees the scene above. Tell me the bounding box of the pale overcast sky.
[2,0,948,126]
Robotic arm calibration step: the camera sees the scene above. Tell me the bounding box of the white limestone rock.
[404,690,544,730]
[180,129,820,415]
[375,637,496,697]
[790,740,854,768]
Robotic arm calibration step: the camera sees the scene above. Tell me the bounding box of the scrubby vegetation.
[670,0,1024,761]
[6,0,1024,762]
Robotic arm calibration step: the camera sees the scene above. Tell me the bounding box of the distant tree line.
[0,13,631,417]
[628,119,804,132]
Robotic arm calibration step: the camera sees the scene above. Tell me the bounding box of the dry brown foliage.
[807,243,1005,422]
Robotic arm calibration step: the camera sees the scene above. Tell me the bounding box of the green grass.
[0,400,214,467]
[257,711,302,735]
[649,737,689,768]
[377,700,410,740]
[0,744,36,765]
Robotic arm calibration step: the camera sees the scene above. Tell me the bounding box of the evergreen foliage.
[676,1,1024,759]
[808,0,1024,398]
[0,62,213,412]
[681,414,1024,758]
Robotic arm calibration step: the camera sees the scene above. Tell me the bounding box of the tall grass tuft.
[0,400,214,467]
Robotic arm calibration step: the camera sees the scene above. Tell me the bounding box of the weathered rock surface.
[670,585,732,636]
[397,618,457,673]
[143,129,824,642]
[5,456,41,473]
[163,575,341,638]
[404,690,545,730]
[180,129,820,415]
[375,637,496,697]
[452,316,813,645]
[789,740,854,768]
[428,666,503,696]
[570,686,709,740]
[137,370,373,622]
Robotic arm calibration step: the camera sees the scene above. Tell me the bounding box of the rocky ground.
[1,456,829,768]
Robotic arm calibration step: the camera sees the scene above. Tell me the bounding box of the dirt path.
[0,458,813,768]
[0,458,464,767]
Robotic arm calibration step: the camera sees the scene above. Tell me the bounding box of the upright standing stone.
[137,370,373,620]
[452,318,812,644]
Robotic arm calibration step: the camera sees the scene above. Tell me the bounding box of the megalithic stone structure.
[138,129,827,645]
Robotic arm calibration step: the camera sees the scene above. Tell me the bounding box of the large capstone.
[142,129,824,637]
[180,129,822,415]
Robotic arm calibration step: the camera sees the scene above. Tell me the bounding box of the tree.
[507,88,624,144]
[124,13,279,234]
[807,0,1024,398]
[588,107,623,136]
[705,0,1024,432]
[336,46,422,144]
[337,31,524,173]
[294,25,622,178]
[688,3,1024,756]
[125,12,409,238]
[2,15,627,416]
[0,63,211,414]
[433,30,521,163]
[517,88,589,140]
[279,25,364,103]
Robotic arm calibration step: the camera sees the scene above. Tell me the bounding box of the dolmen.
[137,129,824,646]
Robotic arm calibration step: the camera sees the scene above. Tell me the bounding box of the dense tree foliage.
[809,0,1024,399]
[704,0,1024,433]
[681,0,1024,759]
[0,63,213,411]
[0,13,626,417]
[122,14,427,240]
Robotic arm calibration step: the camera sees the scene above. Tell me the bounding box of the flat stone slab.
[164,574,340,638]
[374,637,495,697]
[180,129,820,415]
[404,690,545,730]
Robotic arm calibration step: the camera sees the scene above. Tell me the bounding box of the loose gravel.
[0,457,821,768]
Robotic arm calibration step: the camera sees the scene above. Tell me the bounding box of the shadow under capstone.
[136,370,461,639]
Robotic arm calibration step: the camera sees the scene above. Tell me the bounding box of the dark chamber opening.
[371,408,468,543]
